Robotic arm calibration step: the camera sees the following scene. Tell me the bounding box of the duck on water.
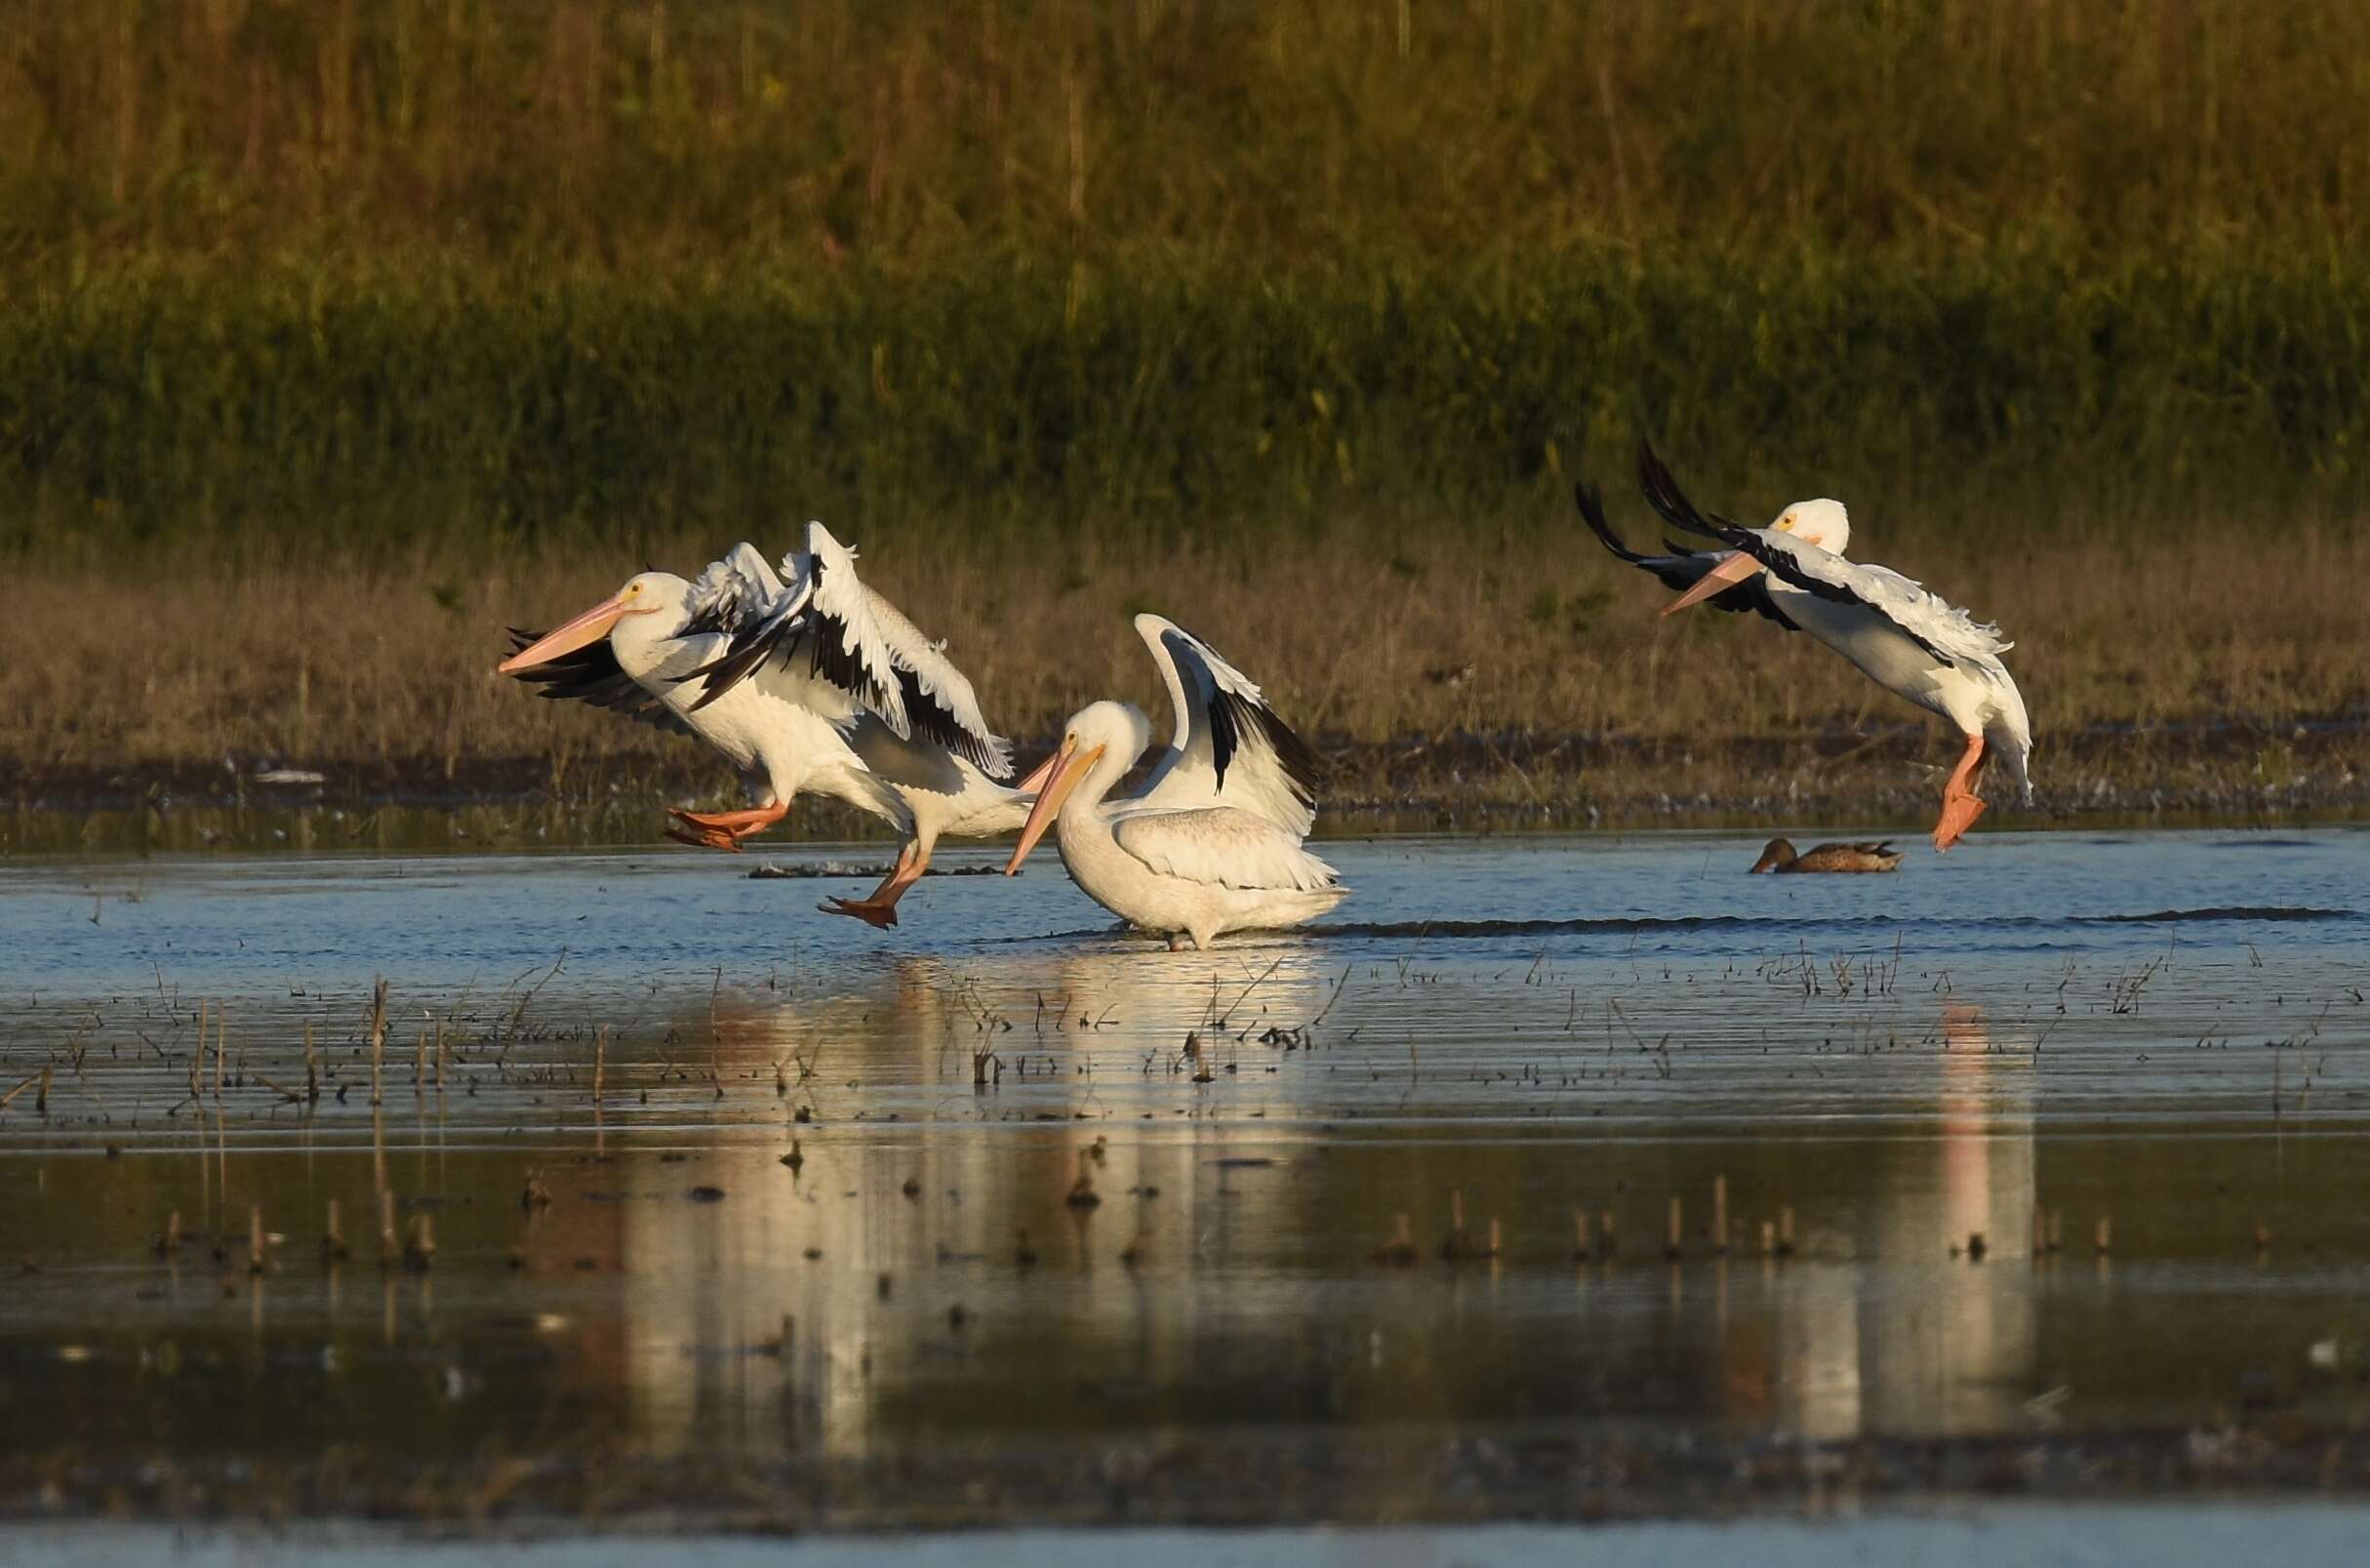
[1750,838,1905,873]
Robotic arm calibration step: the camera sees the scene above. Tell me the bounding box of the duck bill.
[1660,552,1763,617]
[498,592,639,673]
[1003,740,1103,873]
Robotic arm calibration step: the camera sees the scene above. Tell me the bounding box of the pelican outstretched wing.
[501,627,692,735]
[1573,479,1798,631]
[674,523,1014,778]
[1129,614,1319,835]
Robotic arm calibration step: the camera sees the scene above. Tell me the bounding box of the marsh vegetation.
[2,2,2364,807]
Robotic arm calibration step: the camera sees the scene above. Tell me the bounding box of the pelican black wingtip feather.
[1635,439,1734,545]
[1572,479,1651,566]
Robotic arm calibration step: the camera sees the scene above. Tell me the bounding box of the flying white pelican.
[1002,618,1343,949]
[1578,444,2032,851]
[499,524,1034,927]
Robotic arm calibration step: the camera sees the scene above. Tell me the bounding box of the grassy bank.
[3,3,2363,824]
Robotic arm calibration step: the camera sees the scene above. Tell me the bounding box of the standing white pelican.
[1579,444,2032,851]
[499,524,1034,927]
[1001,619,1341,948]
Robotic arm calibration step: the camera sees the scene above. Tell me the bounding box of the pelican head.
[498,572,689,674]
[1003,701,1150,873]
[1771,499,1849,556]
[1660,497,1852,618]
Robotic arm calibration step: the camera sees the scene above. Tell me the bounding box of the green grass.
[6,254,2369,560]
[8,1,2367,268]
[4,2,2369,557]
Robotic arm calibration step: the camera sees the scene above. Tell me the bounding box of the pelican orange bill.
[498,590,663,673]
[1004,737,1105,873]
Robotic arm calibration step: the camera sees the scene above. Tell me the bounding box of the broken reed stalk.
[255,1071,304,1104]
[1712,1175,1729,1256]
[323,1198,347,1260]
[434,1022,446,1092]
[1665,1194,1682,1261]
[1573,1206,1590,1261]
[302,1021,318,1103]
[35,1064,51,1114]
[2095,1215,2113,1256]
[214,1003,227,1098]
[2048,1209,2065,1253]
[367,980,388,1107]
[1759,1219,1776,1258]
[414,1025,426,1095]
[1599,1209,1618,1260]
[248,1205,266,1275]
[592,1026,607,1105]
[1778,1206,1797,1259]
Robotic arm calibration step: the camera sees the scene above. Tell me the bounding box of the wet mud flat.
[6,707,2368,849]
[2,829,2368,1531]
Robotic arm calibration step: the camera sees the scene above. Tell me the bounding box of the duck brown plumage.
[1750,838,1903,873]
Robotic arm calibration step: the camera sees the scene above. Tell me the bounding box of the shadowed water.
[2,827,2368,1521]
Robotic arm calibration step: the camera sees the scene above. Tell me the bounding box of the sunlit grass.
[9,502,2360,785]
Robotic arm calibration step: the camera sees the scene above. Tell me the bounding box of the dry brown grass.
[8,509,2363,806]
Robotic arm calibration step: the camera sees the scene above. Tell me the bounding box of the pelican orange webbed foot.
[817,843,927,930]
[1931,734,1989,852]
[669,802,787,843]
[818,897,901,930]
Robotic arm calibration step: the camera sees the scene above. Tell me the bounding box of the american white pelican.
[1578,444,2032,851]
[1001,618,1341,948]
[1749,838,1904,874]
[500,524,1034,927]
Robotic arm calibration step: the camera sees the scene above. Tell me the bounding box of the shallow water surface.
[2,828,2367,1521]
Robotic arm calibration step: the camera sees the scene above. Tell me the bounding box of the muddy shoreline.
[6,714,2365,834]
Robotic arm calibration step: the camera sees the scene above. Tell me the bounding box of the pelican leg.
[1932,733,1988,852]
[819,842,927,930]
[667,801,787,853]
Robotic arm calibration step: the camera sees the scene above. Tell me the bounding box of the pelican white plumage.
[1000,618,1338,947]
[499,523,1034,927]
[1004,701,1346,950]
[1120,613,1321,833]
[1579,444,2032,851]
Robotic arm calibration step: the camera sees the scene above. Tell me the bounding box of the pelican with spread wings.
[1578,445,2032,850]
[1003,617,1342,949]
[499,523,1031,927]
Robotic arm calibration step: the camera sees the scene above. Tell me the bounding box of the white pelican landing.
[1578,444,2032,851]
[1003,618,1344,949]
[499,523,1033,927]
